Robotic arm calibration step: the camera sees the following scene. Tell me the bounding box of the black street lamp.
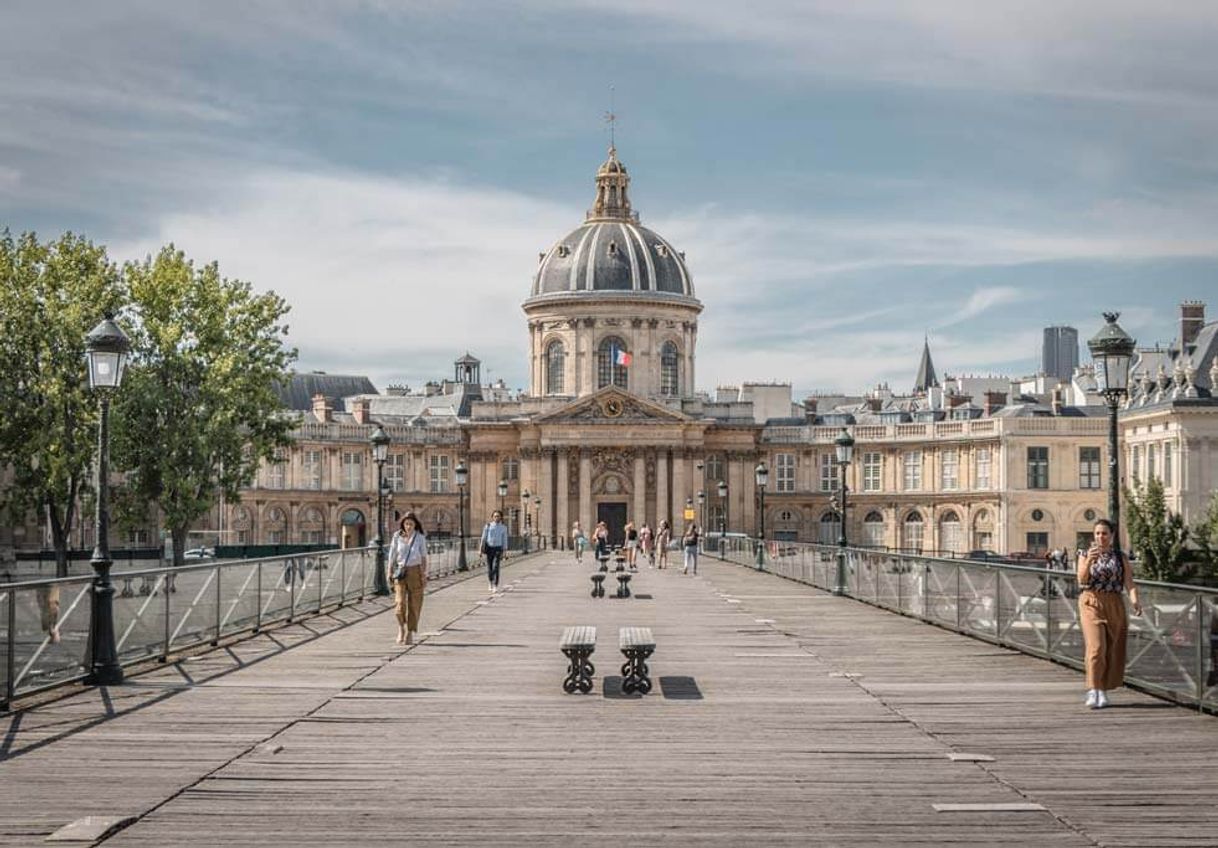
[697,489,706,534]
[1088,312,1136,550]
[370,424,391,596]
[717,479,728,560]
[521,488,531,553]
[754,461,768,570]
[533,495,543,549]
[497,478,508,516]
[84,314,130,686]
[455,460,469,571]
[833,427,855,596]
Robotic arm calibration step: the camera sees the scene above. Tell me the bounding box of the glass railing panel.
[925,561,959,627]
[997,568,1050,653]
[875,553,902,611]
[898,559,922,617]
[114,573,170,663]
[10,578,92,695]
[1045,576,1084,664]
[1125,586,1203,701]
[957,563,995,638]
[261,559,297,627]
[1202,594,1218,710]
[218,562,261,638]
[167,567,221,651]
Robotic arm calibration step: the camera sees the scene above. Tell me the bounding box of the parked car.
[183,547,215,560]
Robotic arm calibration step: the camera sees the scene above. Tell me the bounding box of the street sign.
[683,508,696,521]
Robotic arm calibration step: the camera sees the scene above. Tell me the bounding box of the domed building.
[523,145,701,399]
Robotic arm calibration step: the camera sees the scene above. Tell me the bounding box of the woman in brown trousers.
[1077,518,1142,709]
[386,512,429,645]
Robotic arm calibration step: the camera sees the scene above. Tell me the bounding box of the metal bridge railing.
[717,537,1218,712]
[0,539,495,709]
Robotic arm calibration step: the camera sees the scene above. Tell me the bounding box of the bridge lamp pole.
[833,427,855,596]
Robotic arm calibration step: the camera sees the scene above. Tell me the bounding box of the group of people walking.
[569,518,702,574]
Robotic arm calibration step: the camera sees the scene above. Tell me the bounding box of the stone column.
[541,450,555,545]
[672,450,687,525]
[580,450,593,533]
[656,450,669,525]
[556,451,570,546]
[633,453,646,523]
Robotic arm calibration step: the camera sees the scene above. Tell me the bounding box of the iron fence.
[718,537,1218,712]
[0,537,493,708]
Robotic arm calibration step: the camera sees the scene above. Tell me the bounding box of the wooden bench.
[590,573,606,598]
[619,626,655,695]
[615,572,632,598]
[560,626,596,694]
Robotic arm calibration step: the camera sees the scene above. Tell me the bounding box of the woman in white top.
[571,521,586,562]
[386,511,429,645]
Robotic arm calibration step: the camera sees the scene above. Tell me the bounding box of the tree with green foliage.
[0,231,124,576]
[1123,477,1192,582]
[1192,492,1218,582]
[112,246,296,566]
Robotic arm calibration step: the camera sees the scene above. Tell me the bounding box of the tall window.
[862,452,882,492]
[502,457,519,481]
[303,450,323,490]
[901,511,924,552]
[820,454,839,492]
[266,451,286,489]
[705,454,724,483]
[1164,442,1173,486]
[863,511,886,547]
[597,336,628,389]
[660,341,680,396]
[940,449,959,491]
[975,447,992,490]
[1147,444,1157,481]
[1079,447,1101,490]
[818,512,840,544]
[973,508,993,551]
[545,340,566,395]
[300,507,325,544]
[1027,446,1049,489]
[1131,445,1141,484]
[939,510,962,553]
[1026,532,1049,555]
[386,454,406,492]
[265,507,287,544]
[429,454,450,493]
[902,451,922,491]
[775,453,796,493]
[341,451,363,491]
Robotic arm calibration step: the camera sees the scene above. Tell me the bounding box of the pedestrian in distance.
[594,521,610,561]
[639,522,654,568]
[571,521,587,563]
[479,509,508,593]
[624,521,638,571]
[37,584,61,644]
[656,520,672,569]
[386,511,429,646]
[1077,518,1142,709]
[681,522,700,575]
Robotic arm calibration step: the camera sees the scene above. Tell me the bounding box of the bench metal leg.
[619,646,653,694]
[561,647,595,694]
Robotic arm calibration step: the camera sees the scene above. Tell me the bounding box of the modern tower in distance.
[1042,325,1079,382]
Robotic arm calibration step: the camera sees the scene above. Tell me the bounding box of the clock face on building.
[602,398,624,418]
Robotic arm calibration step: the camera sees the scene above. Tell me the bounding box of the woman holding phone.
[1077,518,1142,709]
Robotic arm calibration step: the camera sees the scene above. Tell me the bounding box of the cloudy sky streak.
[2,1,1216,395]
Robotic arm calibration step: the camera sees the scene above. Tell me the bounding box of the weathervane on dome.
[604,84,617,152]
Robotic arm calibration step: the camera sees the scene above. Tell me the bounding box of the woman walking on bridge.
[387,512,429,646]
[479,509,508,593]
[656,520,671,569]
[1077,518,1142,709]
[572,521,587,563]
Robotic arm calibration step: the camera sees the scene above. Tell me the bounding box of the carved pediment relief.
[535,388,690,426]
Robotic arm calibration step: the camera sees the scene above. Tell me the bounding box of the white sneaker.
[488,584,495,593]
[1095,691,1110,709]
[1084,689,1098,708]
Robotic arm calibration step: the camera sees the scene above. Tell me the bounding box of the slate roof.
[276,374,377,411]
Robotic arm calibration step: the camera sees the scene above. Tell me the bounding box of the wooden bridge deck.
[1,553,1215,846]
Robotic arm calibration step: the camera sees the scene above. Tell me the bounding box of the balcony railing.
[718,538,1218,712]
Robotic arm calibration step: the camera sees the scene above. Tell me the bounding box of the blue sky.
[3,1,1217,396]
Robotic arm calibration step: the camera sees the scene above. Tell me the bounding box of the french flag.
[613,347,632,367]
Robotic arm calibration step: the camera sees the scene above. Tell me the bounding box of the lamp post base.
[833,549,848,596]
[84,559,124,686]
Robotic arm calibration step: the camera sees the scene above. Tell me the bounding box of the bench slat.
[619,626,655,649]
[560,626,596,649]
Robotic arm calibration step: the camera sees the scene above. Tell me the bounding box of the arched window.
[939,510,962,554]
[972,508,994,552]
[818,511,841,544]
[901,510,924,553]
[863,511,885,548]
[265,506,287,545]
[660,341,680,396]
[597,336,628,389]
[300,506,325,545]
[545,340,566,395]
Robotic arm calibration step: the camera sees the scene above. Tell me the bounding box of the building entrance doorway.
[597,502,627,546]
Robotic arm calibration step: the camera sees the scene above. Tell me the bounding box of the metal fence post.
[317,556,323,612]
[5,589,17,709]
[340,553,347,605]
[255,561,263,633]
[212,565,222,645]
[897,559,903,611]
[922,565,930,620]
[162,572,171,662]
[1044,568,1053,656]
[993,568,1001,642]
[956,563,962,631]
[1198,591,1206,706]
[289,559,296,622]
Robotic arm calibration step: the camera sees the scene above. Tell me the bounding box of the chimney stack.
[352,398,371,425]
[311,393,333,423]
[983,391,1006,416]
[1051,387,1064,415]
[802,397,818,423]
[1181,301,1206,350]
[948,394,971,409]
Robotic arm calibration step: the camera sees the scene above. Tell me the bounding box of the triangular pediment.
[534,388,692,425]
